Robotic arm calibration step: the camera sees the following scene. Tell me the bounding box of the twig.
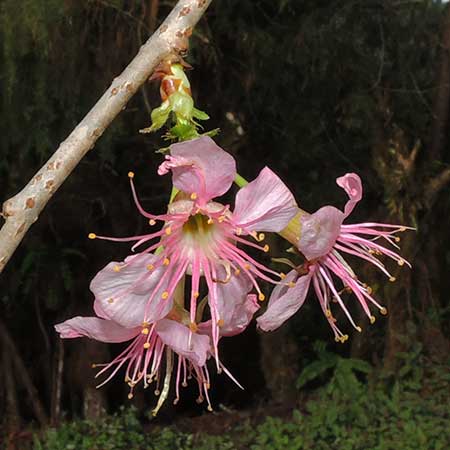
[0,0,212,274]
[51,339,64,426]
[424,167,450,207]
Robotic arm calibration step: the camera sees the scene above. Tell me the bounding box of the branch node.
[25,198,35,209]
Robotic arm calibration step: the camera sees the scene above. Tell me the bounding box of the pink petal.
[90,254,173,328]
[257,270,312,331]
[298,206,344,260]
[336,173,363,218]
[233,167,297,232]
[216,271,259,337]
[93,298,109,319]
[55,316,139,343]
[198,270,258,337]
[158,136,236,205]
[155,319,210,367]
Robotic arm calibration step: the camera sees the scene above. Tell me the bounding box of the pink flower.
[55,280,211,413]
[257,173,410,342]
[91,136,297,359]
[55,253,260,412]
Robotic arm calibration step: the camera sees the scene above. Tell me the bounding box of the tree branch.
[0,0,212,274]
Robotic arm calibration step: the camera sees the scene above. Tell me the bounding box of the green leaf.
[297,358,337,389]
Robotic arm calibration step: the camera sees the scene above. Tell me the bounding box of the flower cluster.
[56,138,410,413]
[56,136,297,413]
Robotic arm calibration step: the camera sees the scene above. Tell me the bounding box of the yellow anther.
[189,322,198,333]
[91,363,97,368]
[141,327,149,335]
[263,244,270,253]
[258,233,265,241]
[146,264,154,271]
[356,326,362,333]
[343,334,349,342]
[280,272,286,280]
[113,265,121,272]
[380,307,388,315]
[236,227,242,235]
[128,393,134,399]
[244,263,251,270]
[234,268,241,276]
[190,192,198,200]
[149,219,156,226]
[163,258,170,266]
[389,276,396,282]
[325,309,332,318]
[398,259,404,266]
[88,233,96,239]
[193,291,200,299]
[165,226,172,236]
[366,286,373,294]
[370,315,376,324]
[161,291,169,300]
[258,293,266,301]
[400,227,406,232]
[107,298,114,304]
[218,216,225,223]
[207,218,214,225]
[335,337,340,343]
[143,342,151,349]
[395,236,401,242]
[128,171,135,178]
[217,319,224,327]
[288,281,296,288]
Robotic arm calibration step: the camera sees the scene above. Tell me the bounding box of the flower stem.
[234,173,249,188]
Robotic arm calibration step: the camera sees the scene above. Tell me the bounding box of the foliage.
[296,341,372,391]
[31,351,450,450]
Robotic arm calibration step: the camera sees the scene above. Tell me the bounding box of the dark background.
[1,1,449,448]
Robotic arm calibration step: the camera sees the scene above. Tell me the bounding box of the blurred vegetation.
[1,0,450,448]
[32,345,450,449]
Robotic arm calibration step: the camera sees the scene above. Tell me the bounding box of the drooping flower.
[89,136,297,361]
[258,173,411,342]
[55,253,260,413]
[55,252,212,413]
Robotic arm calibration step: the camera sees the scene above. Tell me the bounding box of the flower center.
[182,213,214,236]
[178,213,224,259]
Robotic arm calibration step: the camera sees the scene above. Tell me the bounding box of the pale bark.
[0,0,212,273]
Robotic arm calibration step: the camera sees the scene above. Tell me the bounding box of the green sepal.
[192,107,210,121]
[167,122,200,141]
[169,91,194,120]
[139,102,171,134]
